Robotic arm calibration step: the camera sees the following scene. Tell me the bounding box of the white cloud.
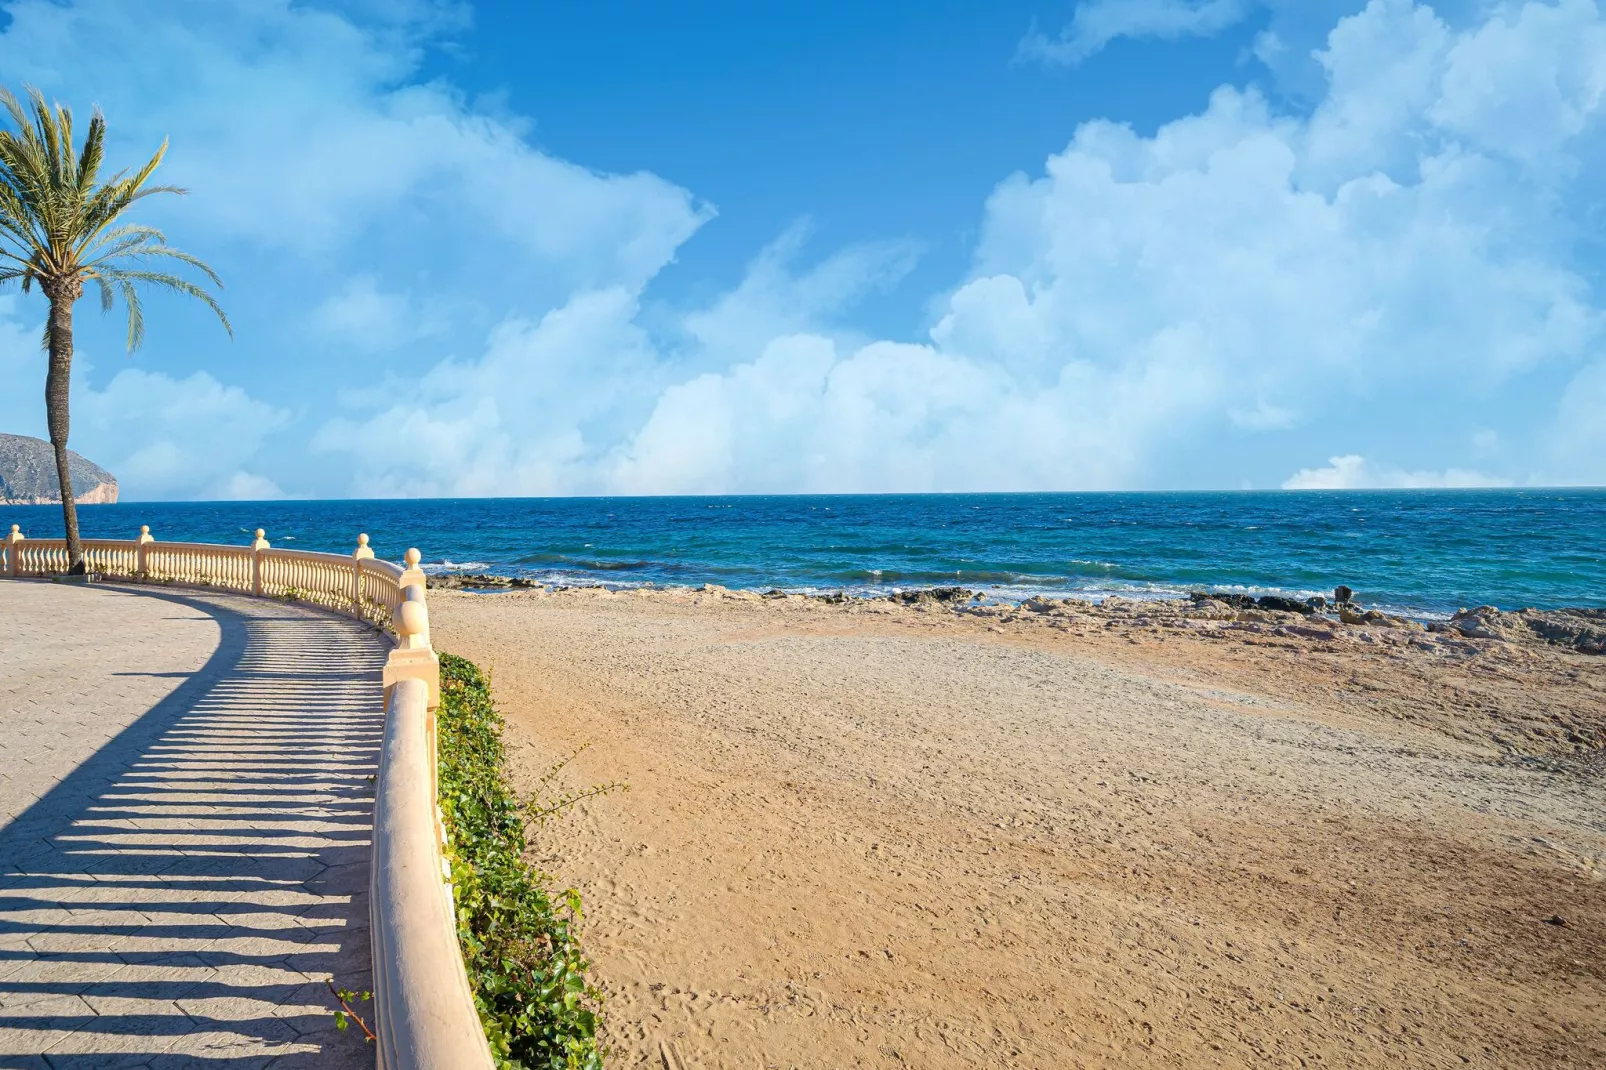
[1281,454,1511,488]
[0,0,712,497]
[7,0,1606,499]
[311,287,662,496]
[0,298,287,500]
[1229,398,1299,430]
[606,331,1200,494]
[680,223,922,367]
[608,0,1606,494]
[1432,0,1606,163]
[0,0,710,296]
[301,0,1606,495]
[214,471,287,501]
[1022,0,1260,67]
[74,369,291,500]
[311,230,930,497]
[311,275,447,353]
[1540,358,1606,484]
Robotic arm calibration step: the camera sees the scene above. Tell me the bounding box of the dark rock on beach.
[426,572,542,591]
[1255,595,1315,615]
[1189,591,1314,615]
[1191,592,1257,609]
[889,587,978,606]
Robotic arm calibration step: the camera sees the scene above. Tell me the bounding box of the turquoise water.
[4,490,1602,615]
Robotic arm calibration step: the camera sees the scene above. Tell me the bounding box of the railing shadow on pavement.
[0,587,387,1069]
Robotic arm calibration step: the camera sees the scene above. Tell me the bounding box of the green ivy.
[437,652,604,1070]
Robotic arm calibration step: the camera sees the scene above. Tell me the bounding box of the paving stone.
[0,993,94,1057]
[0,955,127,1006]
[0,582,383,1068]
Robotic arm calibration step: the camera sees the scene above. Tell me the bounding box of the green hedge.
[436,652,604,1069]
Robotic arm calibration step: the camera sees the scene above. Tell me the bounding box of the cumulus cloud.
[1281,454,1511,489]
[1431,0,1606,163]
[312,287,662,496]
[213,471,288,501]
[581,0,1606,494]
[679,223,923,369]
[311,276,448,353]
[0,0,711,497]
[0,295,289,500]
[1022,0,1261,67]
[6,0,1606,499]
[0,0,710,304]
[1540,358,1606,484]
[73,369,291,500]
[310,227,932,496]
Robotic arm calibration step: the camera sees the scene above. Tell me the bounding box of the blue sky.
[0,0,1602,498]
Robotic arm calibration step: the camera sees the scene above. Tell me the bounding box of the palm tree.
[0,86,228,572]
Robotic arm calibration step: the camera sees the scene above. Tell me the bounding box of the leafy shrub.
[437,652,604,1069]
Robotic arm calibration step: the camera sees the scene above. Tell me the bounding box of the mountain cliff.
[0,433,119,505]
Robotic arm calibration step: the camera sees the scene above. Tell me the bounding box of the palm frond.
[75,108,103,197]
[81,221,167,251]
[126,183,188,204]
[0,240,36,267]
[127,244,224,286]
[118,277,144,350]
[95,265,231,341]
[30,88,63,187]
[79,225,168,266]
[0,85,226,349]
[0,87,27,133]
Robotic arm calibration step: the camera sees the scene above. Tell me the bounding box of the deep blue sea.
[4,490,1602,616]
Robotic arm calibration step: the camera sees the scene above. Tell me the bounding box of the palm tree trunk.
[44,292,84,573]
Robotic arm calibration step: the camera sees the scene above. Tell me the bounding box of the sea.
[4,490,1602,617]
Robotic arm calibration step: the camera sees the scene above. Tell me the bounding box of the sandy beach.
[428,587,1606,1069]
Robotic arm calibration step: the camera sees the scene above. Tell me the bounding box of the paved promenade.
[0,580,387,1068]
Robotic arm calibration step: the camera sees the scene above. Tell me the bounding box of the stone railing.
[0,523,495,1070]
[2,524,409,628]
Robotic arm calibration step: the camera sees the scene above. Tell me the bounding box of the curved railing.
[0,522,495,1070]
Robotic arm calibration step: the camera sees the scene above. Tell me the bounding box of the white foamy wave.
[424,560,491,573]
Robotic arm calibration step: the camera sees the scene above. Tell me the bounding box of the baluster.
[249,529,268,595]
[6,525,24,579]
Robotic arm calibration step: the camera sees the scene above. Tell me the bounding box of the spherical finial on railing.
[8,524,17,535]
[140,525,149,535]
[405,548,421,567]
[395,598,428,638]
[358,533,370,547]
[255,529,265,539]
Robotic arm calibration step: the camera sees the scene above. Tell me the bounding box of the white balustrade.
[0,524,491,1069]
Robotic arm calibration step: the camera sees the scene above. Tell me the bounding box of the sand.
[426,587,1606,1069]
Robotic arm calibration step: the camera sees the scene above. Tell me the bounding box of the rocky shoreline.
[425,572,1605,656]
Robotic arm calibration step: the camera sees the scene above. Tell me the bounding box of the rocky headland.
[0,432,118,505]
